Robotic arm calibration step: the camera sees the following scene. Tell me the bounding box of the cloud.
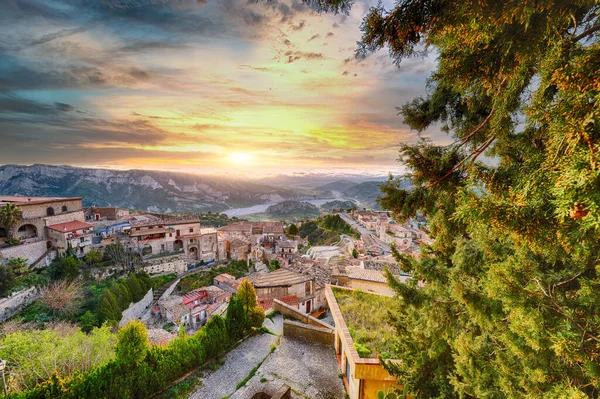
[307,34,320,42]
[284,51,327,63]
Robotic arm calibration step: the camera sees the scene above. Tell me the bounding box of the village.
[0,195,430,398]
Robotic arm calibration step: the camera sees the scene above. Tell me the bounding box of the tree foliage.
[225,296,246,343]
[49,256,80,282]
[0,323,116,392]
[308,0,600,397]
[0,203,22,239]
[115,320,149,365]
[0,264,15,297]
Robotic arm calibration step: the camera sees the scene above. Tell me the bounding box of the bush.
[225,296,246,343]
[49,256,80,281]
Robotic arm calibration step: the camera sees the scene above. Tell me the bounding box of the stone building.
[275,240,298,260]
[127,215,224,263]
[227,239,251,261]
[0,195,85,245]
[46,220,95,257]
[253,269,318,314]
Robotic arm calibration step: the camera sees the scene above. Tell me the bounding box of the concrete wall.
[273,299,332,330]
[348,280,395,297]
[283,320,334,345]
[119,287,154,327]
[0,287,41,321]
[0,240,48,266]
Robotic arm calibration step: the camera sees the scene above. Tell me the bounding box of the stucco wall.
[119,287,154,327]
[0,287,41,321]
[0,240,48,266]
[143,254,187,274]
[159,277,181,302]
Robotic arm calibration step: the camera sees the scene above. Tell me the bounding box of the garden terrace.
[330,286,400,359]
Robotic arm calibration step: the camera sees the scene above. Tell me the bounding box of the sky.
[0,0,443,177]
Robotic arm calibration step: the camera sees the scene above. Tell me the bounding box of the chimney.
[63,226,67,231]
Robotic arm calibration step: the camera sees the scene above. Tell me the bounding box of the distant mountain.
[314,180,357,192]
[0,164,301,213]
[342,178,412,209]
[342,181,385,209]
[265,200,320,219]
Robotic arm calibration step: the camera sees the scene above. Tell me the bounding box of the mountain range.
[0,165,403,213]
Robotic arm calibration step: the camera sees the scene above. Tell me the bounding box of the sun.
[227,152,254,165]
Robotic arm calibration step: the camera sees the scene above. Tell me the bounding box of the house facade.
[46,220,95,257]
[253,269,318,314]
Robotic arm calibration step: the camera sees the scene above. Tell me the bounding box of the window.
[80,237,85,243]
[61,205,68,212]
[136,227,140,231]
[189,228,194,233]
[46,207,55,216]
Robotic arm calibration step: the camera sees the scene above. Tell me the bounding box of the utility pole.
[0,359,7,396]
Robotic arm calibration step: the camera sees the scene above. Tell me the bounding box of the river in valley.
[223,198,348,217]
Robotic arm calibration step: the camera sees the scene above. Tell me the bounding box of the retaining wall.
[0,287,41,321]
[158,277,180,302]
[283,320,335,345]
[273,299,333,330]
[0,240,48,266]
[119,288,154,327]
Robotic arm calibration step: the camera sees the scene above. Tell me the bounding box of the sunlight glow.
[227,152,254,165]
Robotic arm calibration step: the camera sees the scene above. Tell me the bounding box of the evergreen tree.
[49,256,80,281]
[98,290,121,323]
[0,264,15,297]
[286,223,299,236]
[225,296,246,342]
[237,278,258,316]
[115,320,149,365]
[308,0,600,397]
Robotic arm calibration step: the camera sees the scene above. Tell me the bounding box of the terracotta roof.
[277,240,297,248]
[0,195,81,206]
[214,273,235,283]
[277,295,299,307]
[129,228,168,237]
[258,295,299,311]
[47,220,93,233]
[253,269,312,288]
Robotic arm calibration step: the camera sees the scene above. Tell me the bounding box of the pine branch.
[573,24,600,41]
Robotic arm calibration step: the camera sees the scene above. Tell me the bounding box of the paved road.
[340,213,391,255]
[188,315,282,399]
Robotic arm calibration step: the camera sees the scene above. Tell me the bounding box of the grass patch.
[157,374,202,399]
[150,273,178,290]
[332,286,401,359]
[260,377,268,383]
[265,309,280,321]
[258,326,276,336]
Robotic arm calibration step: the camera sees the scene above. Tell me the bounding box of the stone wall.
[0,287,41,321]
[143,254,187,275]
[119,288,154,327]
[283,320,335,345]
[273,299,333,330]
[0,240,49,266]
[159,277,181,302]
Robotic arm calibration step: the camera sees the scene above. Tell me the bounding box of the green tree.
[6,257,29,275]
[225,296,246,342]
[0,264,15,297]
[79,310,99,333]
[0,202,21,239]
[237,278,258,316]
[352,248,359,259]
[286,223,299,236]
[246,305,265,329]
[309,0,600,397]
[84,249,103,266]
[98,290,121,323]
[49,256,80,281]
[115,320,149,365]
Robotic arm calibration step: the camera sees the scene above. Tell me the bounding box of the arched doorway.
[173,239,183,251]
[17,224,37,240]
[0,228,7,245]
[61,205,68,213]
[142,244,153,256]
[189,246,198,260]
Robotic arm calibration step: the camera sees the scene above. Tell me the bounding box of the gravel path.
[231,336,346,399]
[188,315,282,399]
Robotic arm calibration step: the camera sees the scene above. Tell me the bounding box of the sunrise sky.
[0,0,443,176]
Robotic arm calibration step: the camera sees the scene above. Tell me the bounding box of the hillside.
[265,200,321,219]
[0,165,300,213]
[320,200,357,211]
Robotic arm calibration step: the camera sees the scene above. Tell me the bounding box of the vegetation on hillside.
[177,260,250,293]
[311,0,600,397]
[4,280,265,398]
[0,323,116,392]
[332,287,400,359]
[197,212,245,227]
[298,214,359,246]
